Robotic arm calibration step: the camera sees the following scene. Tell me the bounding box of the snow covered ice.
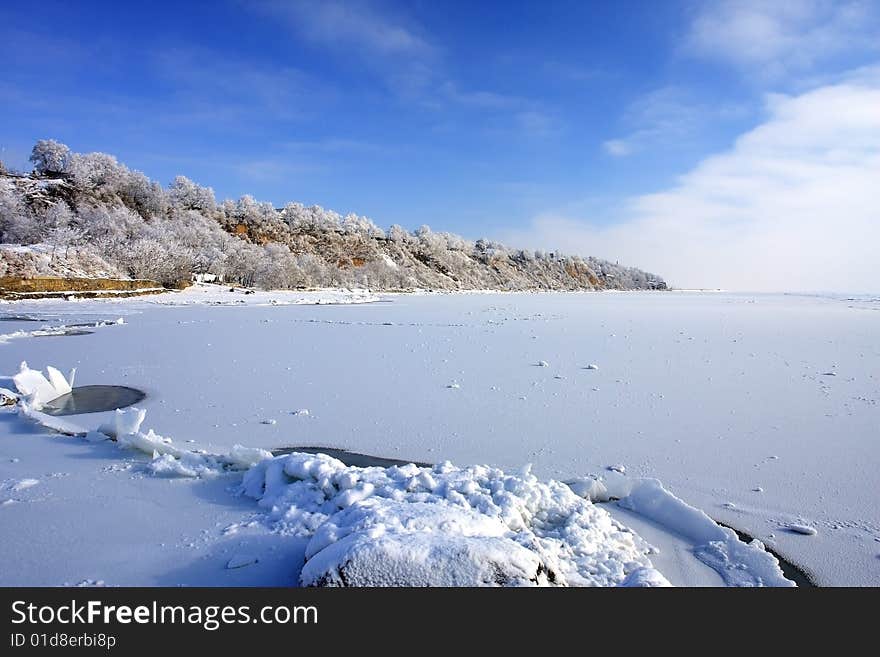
[242,453,669,587]
[0,289,878,586]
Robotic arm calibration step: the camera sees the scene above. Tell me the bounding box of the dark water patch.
[40,385,146,416]
[67,321,115,328]
[0,315,55,322]
[271,446,431,469]
[34,329,95,337]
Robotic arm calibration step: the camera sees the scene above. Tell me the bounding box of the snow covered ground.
[0,285,877,586]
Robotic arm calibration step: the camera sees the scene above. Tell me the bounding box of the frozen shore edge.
[5,362,795,588]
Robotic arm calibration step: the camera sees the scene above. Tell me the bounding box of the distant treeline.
[0,140,665,290]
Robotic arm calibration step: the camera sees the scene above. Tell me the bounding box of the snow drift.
[242,453,668,587]
[7,362,795,587]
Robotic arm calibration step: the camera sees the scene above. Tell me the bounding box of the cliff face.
[0,150,665,291]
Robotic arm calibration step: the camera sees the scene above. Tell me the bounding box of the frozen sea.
[1,286,877,586]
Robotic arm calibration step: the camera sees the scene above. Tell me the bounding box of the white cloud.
[155,47,320,122]
[515,110,560,138]
[602,139,631,157]
[235,158,324,182]
[438,82,522,110]
[282,137,384,154]
[685,0,879,77]
[253,0,432,58]
[503,72,880,291]
[601,86,748,156]
[248,0,549,132]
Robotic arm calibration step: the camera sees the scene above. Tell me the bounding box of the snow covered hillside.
[1,140,665,291]
[0,243,121,280]
[0,289,877,586]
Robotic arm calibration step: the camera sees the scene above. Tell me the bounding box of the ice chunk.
[84,431,109,443]
[114,407,147,437]
[304,531,552,587]
[301,500,553,587]
[13,362,66,408]
[787,524,818,536]
[227,445,273,469]
[620,567,672,587]
[244,452,661,587]
[18,404,90,436]
[567,477,610,502]
[46,367,72,397]
[149,454,203,478]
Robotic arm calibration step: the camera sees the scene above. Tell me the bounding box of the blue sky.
[1,1,879,289]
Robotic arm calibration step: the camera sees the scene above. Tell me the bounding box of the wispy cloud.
[540,60,606,84]
[153,47,326,124]
[252,0,432,58]
[246,1,557,138]
[602,139,632,157]
[515,110,561,139]
[504,69,880,291]
[0,24,100,71]
[602,86,747,157]
[438,82,523,110]
[282,138,385,154]
[684,0,880,79]
[235,158,326,182]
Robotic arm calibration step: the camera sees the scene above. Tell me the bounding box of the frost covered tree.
[64,152,124,192]
[255,243,302,289]
[342,212,384,238]
[222,240,263,287]
[0,195,39,244]
[388,224,413,244]
[168,176,216,212]
[1,138,666,291]
[293,253,328,286]
[120,171,167,218]
[29,139,71,175]
[282,203,341,233]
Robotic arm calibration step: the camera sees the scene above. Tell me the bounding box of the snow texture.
[2,291,876,586]
[7,366,792,587]
[10,375,673,586]
[242,452,668,587]
[569,473,793,587]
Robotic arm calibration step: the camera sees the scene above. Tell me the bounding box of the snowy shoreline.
[3,363,793,587]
